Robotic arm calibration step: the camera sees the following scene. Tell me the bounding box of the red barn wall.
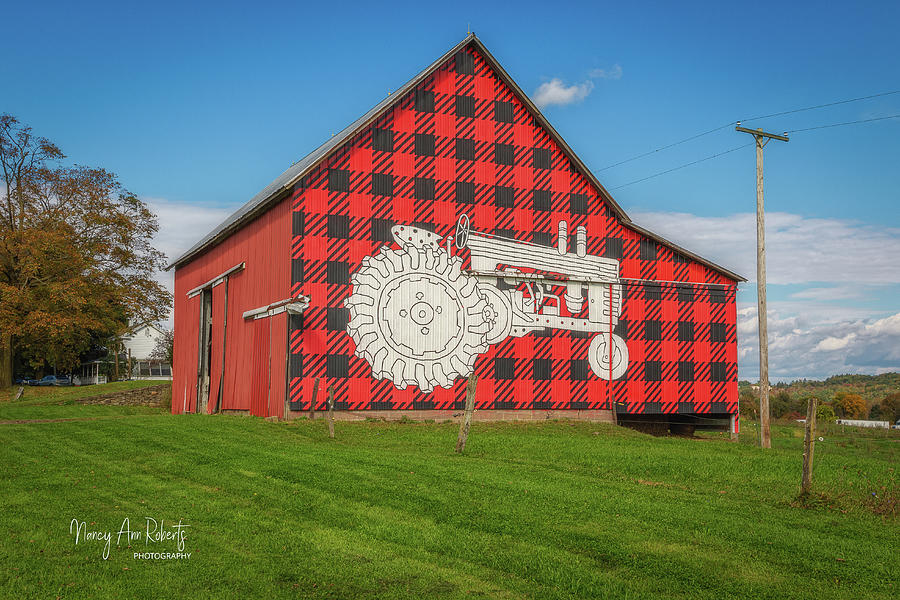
[172,197,291,415]
[285,44,739,417]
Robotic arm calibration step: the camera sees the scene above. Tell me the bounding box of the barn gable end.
[281,39,739,419]
[173,35,741,429]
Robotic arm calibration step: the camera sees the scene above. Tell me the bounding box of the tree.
[150,328,174,365]
[739,388,758,418]
[770,390,802,419]
[0,115,171,385]
[881,392,900,422]
[834,392,866,419]
[869,403,883,420]
[816,403,835,424]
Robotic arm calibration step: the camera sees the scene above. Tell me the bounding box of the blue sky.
[4,0,898,380]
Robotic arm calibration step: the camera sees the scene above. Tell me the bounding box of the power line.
[786,112,900,133]
[608,143,753,190]
[597,122,734,172]
[740,90,900,123]
[597,89,900,173]
[608,111,899,191]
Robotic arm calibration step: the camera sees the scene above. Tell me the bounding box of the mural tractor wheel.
[345,244,491,392]
[587,333,629,380]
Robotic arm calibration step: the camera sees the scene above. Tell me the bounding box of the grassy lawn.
[0,394,896,599]
[1,381,166,421]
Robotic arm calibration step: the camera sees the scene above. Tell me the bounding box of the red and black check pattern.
[287,45,738,415]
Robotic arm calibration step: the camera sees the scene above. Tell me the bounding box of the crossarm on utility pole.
[735,125,789,141]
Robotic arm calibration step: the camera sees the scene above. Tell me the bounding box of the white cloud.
[533,78,594,109]
[589,64,623,80]
[737,308,900,380]
[533,63,623,109]
[630,210,900,284]
[145,197,236,327]
[811,312,900,356]
[146,197,235,270]
[814,334,853,352]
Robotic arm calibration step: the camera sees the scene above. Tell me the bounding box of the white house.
[123,322,172,380]
[122,322,165,359]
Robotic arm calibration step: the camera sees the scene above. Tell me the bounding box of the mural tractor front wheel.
[345,244,491,392]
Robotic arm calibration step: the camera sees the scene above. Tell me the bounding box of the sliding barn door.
[249,319,270,417]
[196,289,213,414]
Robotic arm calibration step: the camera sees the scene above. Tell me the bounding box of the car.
[32,375,72,387]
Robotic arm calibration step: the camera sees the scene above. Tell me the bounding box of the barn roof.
[169,34,745,282]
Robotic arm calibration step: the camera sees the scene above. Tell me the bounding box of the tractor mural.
[345,215,628,392]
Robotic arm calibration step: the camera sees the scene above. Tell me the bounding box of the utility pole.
[736,124,788,449]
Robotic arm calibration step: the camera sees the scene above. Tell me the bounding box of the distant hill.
[739,373,900,406]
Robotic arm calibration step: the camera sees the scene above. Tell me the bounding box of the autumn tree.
[0,115,171,385]
[833,391,866,419]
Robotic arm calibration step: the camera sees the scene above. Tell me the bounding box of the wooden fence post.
[455,373,478,453]
[326,384,335,439]
[801,397,818,497]
[309,377,319,420]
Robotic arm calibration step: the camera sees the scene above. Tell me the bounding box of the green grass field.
[1,381,166,421]
[1,386,897,599]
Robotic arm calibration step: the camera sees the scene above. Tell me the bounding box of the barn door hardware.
[243,295,311,320]
[186,262,245,298]
[345,215,628,393]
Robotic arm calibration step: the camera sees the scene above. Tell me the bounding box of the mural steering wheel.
[455,214,470,249]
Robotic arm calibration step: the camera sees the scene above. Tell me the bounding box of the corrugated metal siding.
[283,43,740,417]
[268,312,288,419]
[172,295,200,413]
[172,197,291,416]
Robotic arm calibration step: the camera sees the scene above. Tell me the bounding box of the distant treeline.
[738,373,900,422]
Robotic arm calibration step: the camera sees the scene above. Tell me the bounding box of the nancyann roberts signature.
[69,517,189,560]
